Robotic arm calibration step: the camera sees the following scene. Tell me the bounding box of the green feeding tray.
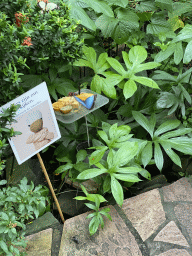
[54,89,109,124]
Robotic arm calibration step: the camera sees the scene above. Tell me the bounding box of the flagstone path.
[23,177,192,255]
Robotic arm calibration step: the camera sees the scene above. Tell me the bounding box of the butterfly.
[74,93,97,110]
[38,1,58,12]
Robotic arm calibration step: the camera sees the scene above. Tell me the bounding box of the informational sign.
[0,82,61,165]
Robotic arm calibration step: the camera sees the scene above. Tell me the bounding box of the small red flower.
[15,12,29,27]
[22,37,32,46]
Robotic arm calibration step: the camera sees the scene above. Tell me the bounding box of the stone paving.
[23,177,192,255]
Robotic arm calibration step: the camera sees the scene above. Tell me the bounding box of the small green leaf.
[54,163,73,174]
[141,142,153,167]
[77,168,107,180]
[89,147,108,165]
[111,176,123,207]
[123,79,137,99]
[154,142,164,171]
[0,240,8,253]
[89,216,100,235]
[98,130,109,144]
[76,150,87,163]
[129,46,147,64]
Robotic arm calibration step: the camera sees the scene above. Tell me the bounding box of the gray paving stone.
[122,189,166,241]
[20,228,52,255]
[155,248,191,256]
[162,178,192,202]
[26,212,59,236]
[59,205,142,256]
[154,221,189,247]
[175,203,192,241]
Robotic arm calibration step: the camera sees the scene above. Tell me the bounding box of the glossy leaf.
[111,176,124,207]
[114,173,141,182]
[77,168,107,180]
[154,142,164,171]
[129,46,147,64]
[154,120,180,136]
[141,142,153,167]
[123,79,137,99]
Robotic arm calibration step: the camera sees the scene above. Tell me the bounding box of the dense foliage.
[1,0,192,237]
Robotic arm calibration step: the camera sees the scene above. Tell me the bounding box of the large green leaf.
[154,43,175,62]
[133,62,161,73]
[83,0,114,17]
[132,111,152,136]
[96,52,110,74]
[77,168,107,180]
[147,16,171,35]
[96,14,118,38]
[174,42,183,65]
[154,142,164,171]
[70,4,96,31]
[155,0,173,12]
[152,70,177,82]
[113,142,138,167]
[167,137,192,155]
[160,128,192,140]
[114,173,141,182]
[123,79,137,99]
[117,167,143,174]
[160,141,181,167]
[136,1,156,12]
[133,76,160,89]
[154,120,180,136]
[173,24,192,43]
[122,51,132,70]
[183,40,192,64]
[107,57,126,75]
[113,21,132,44]
[129,46,147,64]
[111,176,124,206]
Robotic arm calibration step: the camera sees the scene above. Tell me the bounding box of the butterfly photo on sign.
[37,1,58,12]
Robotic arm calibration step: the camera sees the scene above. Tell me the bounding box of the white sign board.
[0,82,61,165]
